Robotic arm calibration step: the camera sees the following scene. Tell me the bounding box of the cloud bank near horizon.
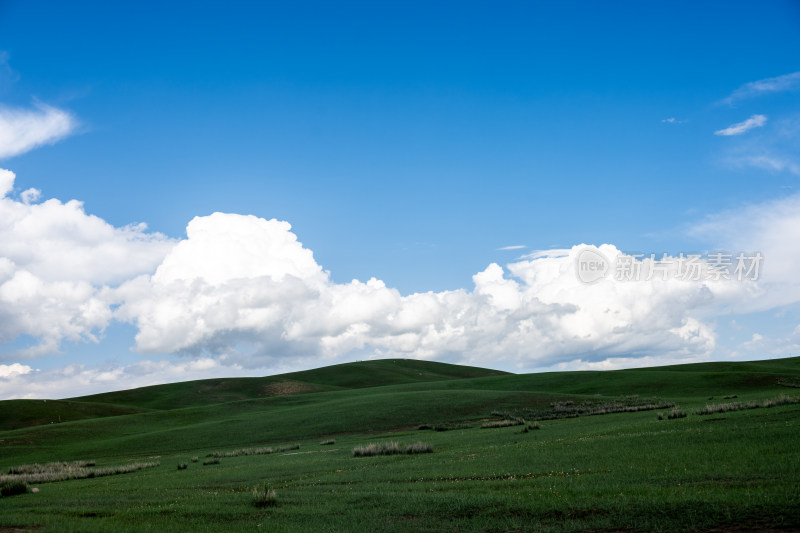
[1,168,795,398]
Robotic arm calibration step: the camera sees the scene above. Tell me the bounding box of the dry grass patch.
[499,396,675,422]
[481,418,525,429]
[207,447,273,459]
[695,394,800,415]
[1,461,159,485]
[418,423,472,431]
[352,441,433,457]
[667,408,687,419]
[403,441,434,454]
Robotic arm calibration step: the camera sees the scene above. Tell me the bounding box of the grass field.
[1,357,799,532]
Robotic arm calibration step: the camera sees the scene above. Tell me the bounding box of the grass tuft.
[419,423,472,431]
[353,442,400,457]
[277,444,300,452]
[177,463,188,470]
[695,394,800,415]
[352,441,432,457]
[202,458,220,466]
[667,408,687,419]
[208,447,273,458]
[403,441,433,454]
[1,461,158,485]
[494,396,675,423]
[1,481,27,497]
[251,483,277,508]
[481,418,525,429]
[320,439,336,445]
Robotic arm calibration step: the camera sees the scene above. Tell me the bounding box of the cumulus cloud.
[0,168,14,196]
[722,71,800,105]
[2,170,797,397]
[114,214,762,372]
[715,115,767,136]
[0,102,77,159]
[0,169,175,358]
[0,169,175,285]
[0,362,33,379]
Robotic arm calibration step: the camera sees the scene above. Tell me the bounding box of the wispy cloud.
[497,245,525,251]
[722,72,800,105]
[690,191,800,310]
[714,114,767,136]
[0,51,19,87]
[0,102,77,159]
[738,154,800,176]
[661,117,685,124]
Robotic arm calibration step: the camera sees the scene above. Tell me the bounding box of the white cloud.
[722,72,800,105]
[737,154,800,176]
[0,102,77,159]
[497,245,525,250]
[115,214,759,372]
[690,192,800,310]
[0,362,33,379]
[546,353,708,372]
[2,172,797,397]
[0,358,232,399]
[727,325,800,361]
[0,169,176,358]
[719,115,800,176]
[0,168,14,196]
[20,188,41,204]
[0,169,175,285]
[661,117,685,124]
[715,115,767,136]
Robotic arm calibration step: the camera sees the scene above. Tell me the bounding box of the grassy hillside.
[70,358,509,411]
[1,356,798,532]
[0,399,153,431]
[1,357,798,463]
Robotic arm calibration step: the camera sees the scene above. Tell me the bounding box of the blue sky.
[0,1,799,398]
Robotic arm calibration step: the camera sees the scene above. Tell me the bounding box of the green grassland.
[1,357,799,532]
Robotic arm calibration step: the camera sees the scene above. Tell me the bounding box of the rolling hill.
[1,356,799,532]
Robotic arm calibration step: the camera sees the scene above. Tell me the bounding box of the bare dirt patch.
[262,381,316,396]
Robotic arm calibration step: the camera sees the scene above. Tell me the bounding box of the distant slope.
[1,356,798,465]
[68,359,509,411]
[3,357,798,437]
[0,399,153,431]
[391,356,800,397]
